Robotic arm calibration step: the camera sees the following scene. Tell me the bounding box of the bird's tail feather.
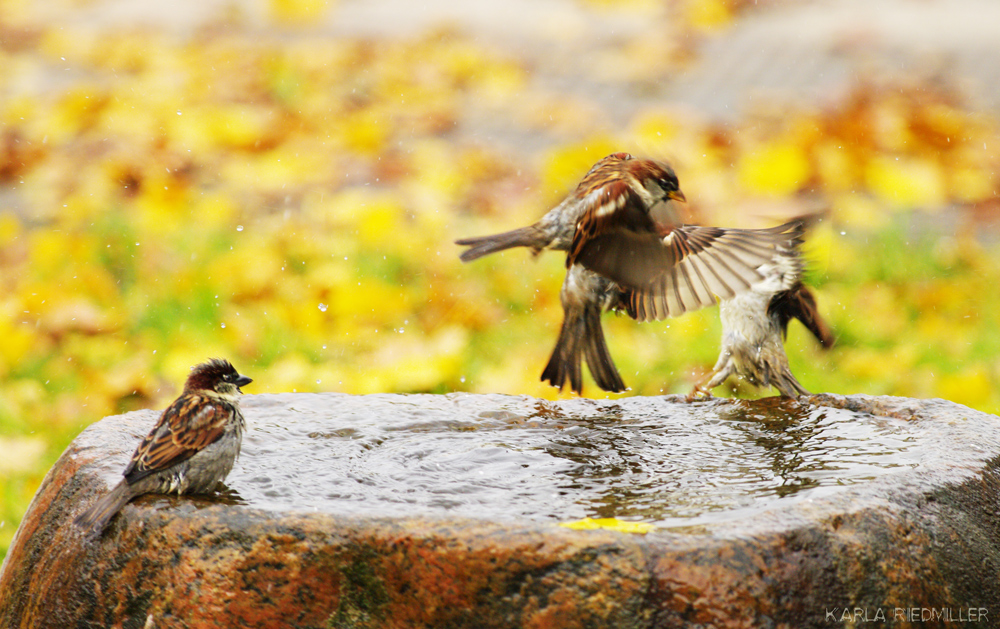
[74,481,132,536]
[771,366,811,398]
[541,314,584,394]
[541,305,625,394]
[581,307,625,393]
[455,227,543,263]
[769,282,835,348]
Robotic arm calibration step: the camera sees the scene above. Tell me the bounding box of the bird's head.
[185,358,253,398]
[632,159,686,205]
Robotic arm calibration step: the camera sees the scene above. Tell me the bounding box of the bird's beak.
[235,375,253,391]
[668,190,687,203]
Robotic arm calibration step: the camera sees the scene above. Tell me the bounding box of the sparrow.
[458,152,811,394]
[541,263,628,394]
[563,157,807,322]
[74,358,252,535]
[459,151,807,321]
[691,253,835,398]
[455,152,639,261]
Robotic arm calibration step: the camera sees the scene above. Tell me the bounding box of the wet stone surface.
[3,393,1000,628]
[236,394,928,525]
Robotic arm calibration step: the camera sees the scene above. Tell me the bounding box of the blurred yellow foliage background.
[2,0,1000,557]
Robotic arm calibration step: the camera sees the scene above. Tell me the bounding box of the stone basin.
[2,393,1000,628]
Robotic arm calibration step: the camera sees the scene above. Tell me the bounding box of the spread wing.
[123,393,234,484]
[573,216,806,322]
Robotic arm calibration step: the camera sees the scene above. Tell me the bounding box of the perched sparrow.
[74,358,252,535]
[691,253,835,398]
[541,263,628,394]
[455,152,639,261]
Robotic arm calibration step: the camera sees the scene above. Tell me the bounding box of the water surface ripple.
[234,393,927,527]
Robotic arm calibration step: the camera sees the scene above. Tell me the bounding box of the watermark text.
[825,607,989,623]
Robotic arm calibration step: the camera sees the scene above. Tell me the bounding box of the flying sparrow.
[541,263,628,394]
[74,358,252,535]
[458,152,807,322]
[691,251,834,398]
[563,156,808,322]
[458,151,815,394]
[458,153,642,393]
[455,152,640,261]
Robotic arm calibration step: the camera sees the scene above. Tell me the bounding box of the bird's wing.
[583,220,806,321]
[123,393,233,483]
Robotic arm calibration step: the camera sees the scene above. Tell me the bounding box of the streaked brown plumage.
[564,157,808,322]
[458,152,821,395]
[770,281,835,350]
[455,152,637,262]
[74,358,252,535]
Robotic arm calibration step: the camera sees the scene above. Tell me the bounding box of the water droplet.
[221,322,227,328]
[236,225,244,232]
[318,303,328,312]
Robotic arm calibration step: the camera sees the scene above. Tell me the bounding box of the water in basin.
[229,393,926,528]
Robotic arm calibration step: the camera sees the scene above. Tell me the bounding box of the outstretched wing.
[575,219,806,322]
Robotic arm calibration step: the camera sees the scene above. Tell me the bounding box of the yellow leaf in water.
[684,0,733,30]
[559,517,655,534]
[0,320,35,377]
[48,87,108,141]
[358,202,403,249]
[342,109,390,156]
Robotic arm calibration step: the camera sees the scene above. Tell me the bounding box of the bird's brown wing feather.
[589,221,806,322]
[123,393,232,483]
[569,170,807,323]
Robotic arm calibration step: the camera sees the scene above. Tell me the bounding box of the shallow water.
[225,393,928,528]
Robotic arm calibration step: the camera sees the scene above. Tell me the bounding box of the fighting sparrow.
[74,358,252,535]
[563,156,807,322]
[691,251,834,398]
[457,153,643,393]
[455,152,641,261]
[459,151,807,322]
[541,263,628,394]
